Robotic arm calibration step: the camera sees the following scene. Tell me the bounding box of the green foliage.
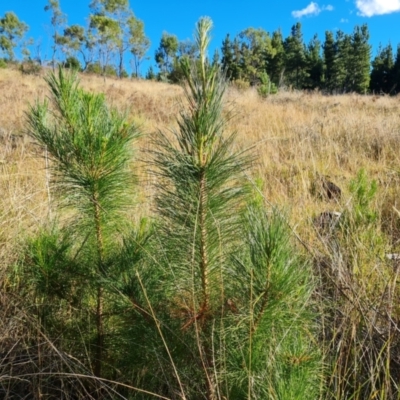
[338,170,385,280]
[16,226,76,301]
[218,22,375,93]
[104,64,118,76]
[44,0,66,27]
[27,68,139,222]
[0,11,29,60]
[323,25,371,93]
[25,67,141,377]
[90,14,120,38]
[5,17,326,400]
[370,43,395,93]
[393,44,400,93]
[323,30,336,92]
[58,0,151,78]
[222,28,275,85]
[284,23,308,89]
[57,24,92,70]
[257,71,278,97]
[224,206,321,399]
[267,29,285,86]
[0,8,397,93]
[150,17,251,397]
[221,33,237,80]
[155,31,178,79]
[335,31,353,92]
[94,0,129,13]
[86,61,102,74]
[165,39,199,83]
[86,61,117,76]
[0,58,7,68]
[349,168,378,225]
[128,14,150,77]
[63,55,81,70]
[332,170,382,276]
[88,12,121,75]
[305,34,323,90]
[145,65,156,80]
[148,17,320,399]
[233,78,250,90]
[152,17,250,306]
[237,27,273,85]
[351,24,371,93]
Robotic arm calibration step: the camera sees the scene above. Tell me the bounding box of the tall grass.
[315,170,400,399]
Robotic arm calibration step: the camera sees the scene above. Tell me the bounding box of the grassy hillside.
[1,67,400,250]
[2,66,400,399]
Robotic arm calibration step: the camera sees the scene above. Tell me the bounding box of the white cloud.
[292,2,320,17]
[356,0,400,16]
[340,17,349,22]
[292,2,334,18]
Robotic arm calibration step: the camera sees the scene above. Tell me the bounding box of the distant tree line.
[1,3,400,94]
[0,0,150,77]
[151,22,400,95]
[189,23,399,95]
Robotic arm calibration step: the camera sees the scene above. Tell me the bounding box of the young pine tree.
[25,68,141,378]
[151,17,249,398]
[149,17,321,400]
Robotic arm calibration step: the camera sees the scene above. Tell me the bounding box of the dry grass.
[2,67,400,398]
[2,67,400,255]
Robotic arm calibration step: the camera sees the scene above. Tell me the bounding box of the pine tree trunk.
[199,169,209,313]
[93,194,104,378]
[198,170,218,400]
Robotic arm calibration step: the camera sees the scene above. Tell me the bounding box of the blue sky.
[1,1,400,74]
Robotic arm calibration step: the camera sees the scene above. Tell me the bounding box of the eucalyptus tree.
[0,12,29,60]
[129,15,150,77]
[57,24,94,71]
[88,12,120,75]
[89,0,125,69]
[44,0,67,67]
[89,0,150,78]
